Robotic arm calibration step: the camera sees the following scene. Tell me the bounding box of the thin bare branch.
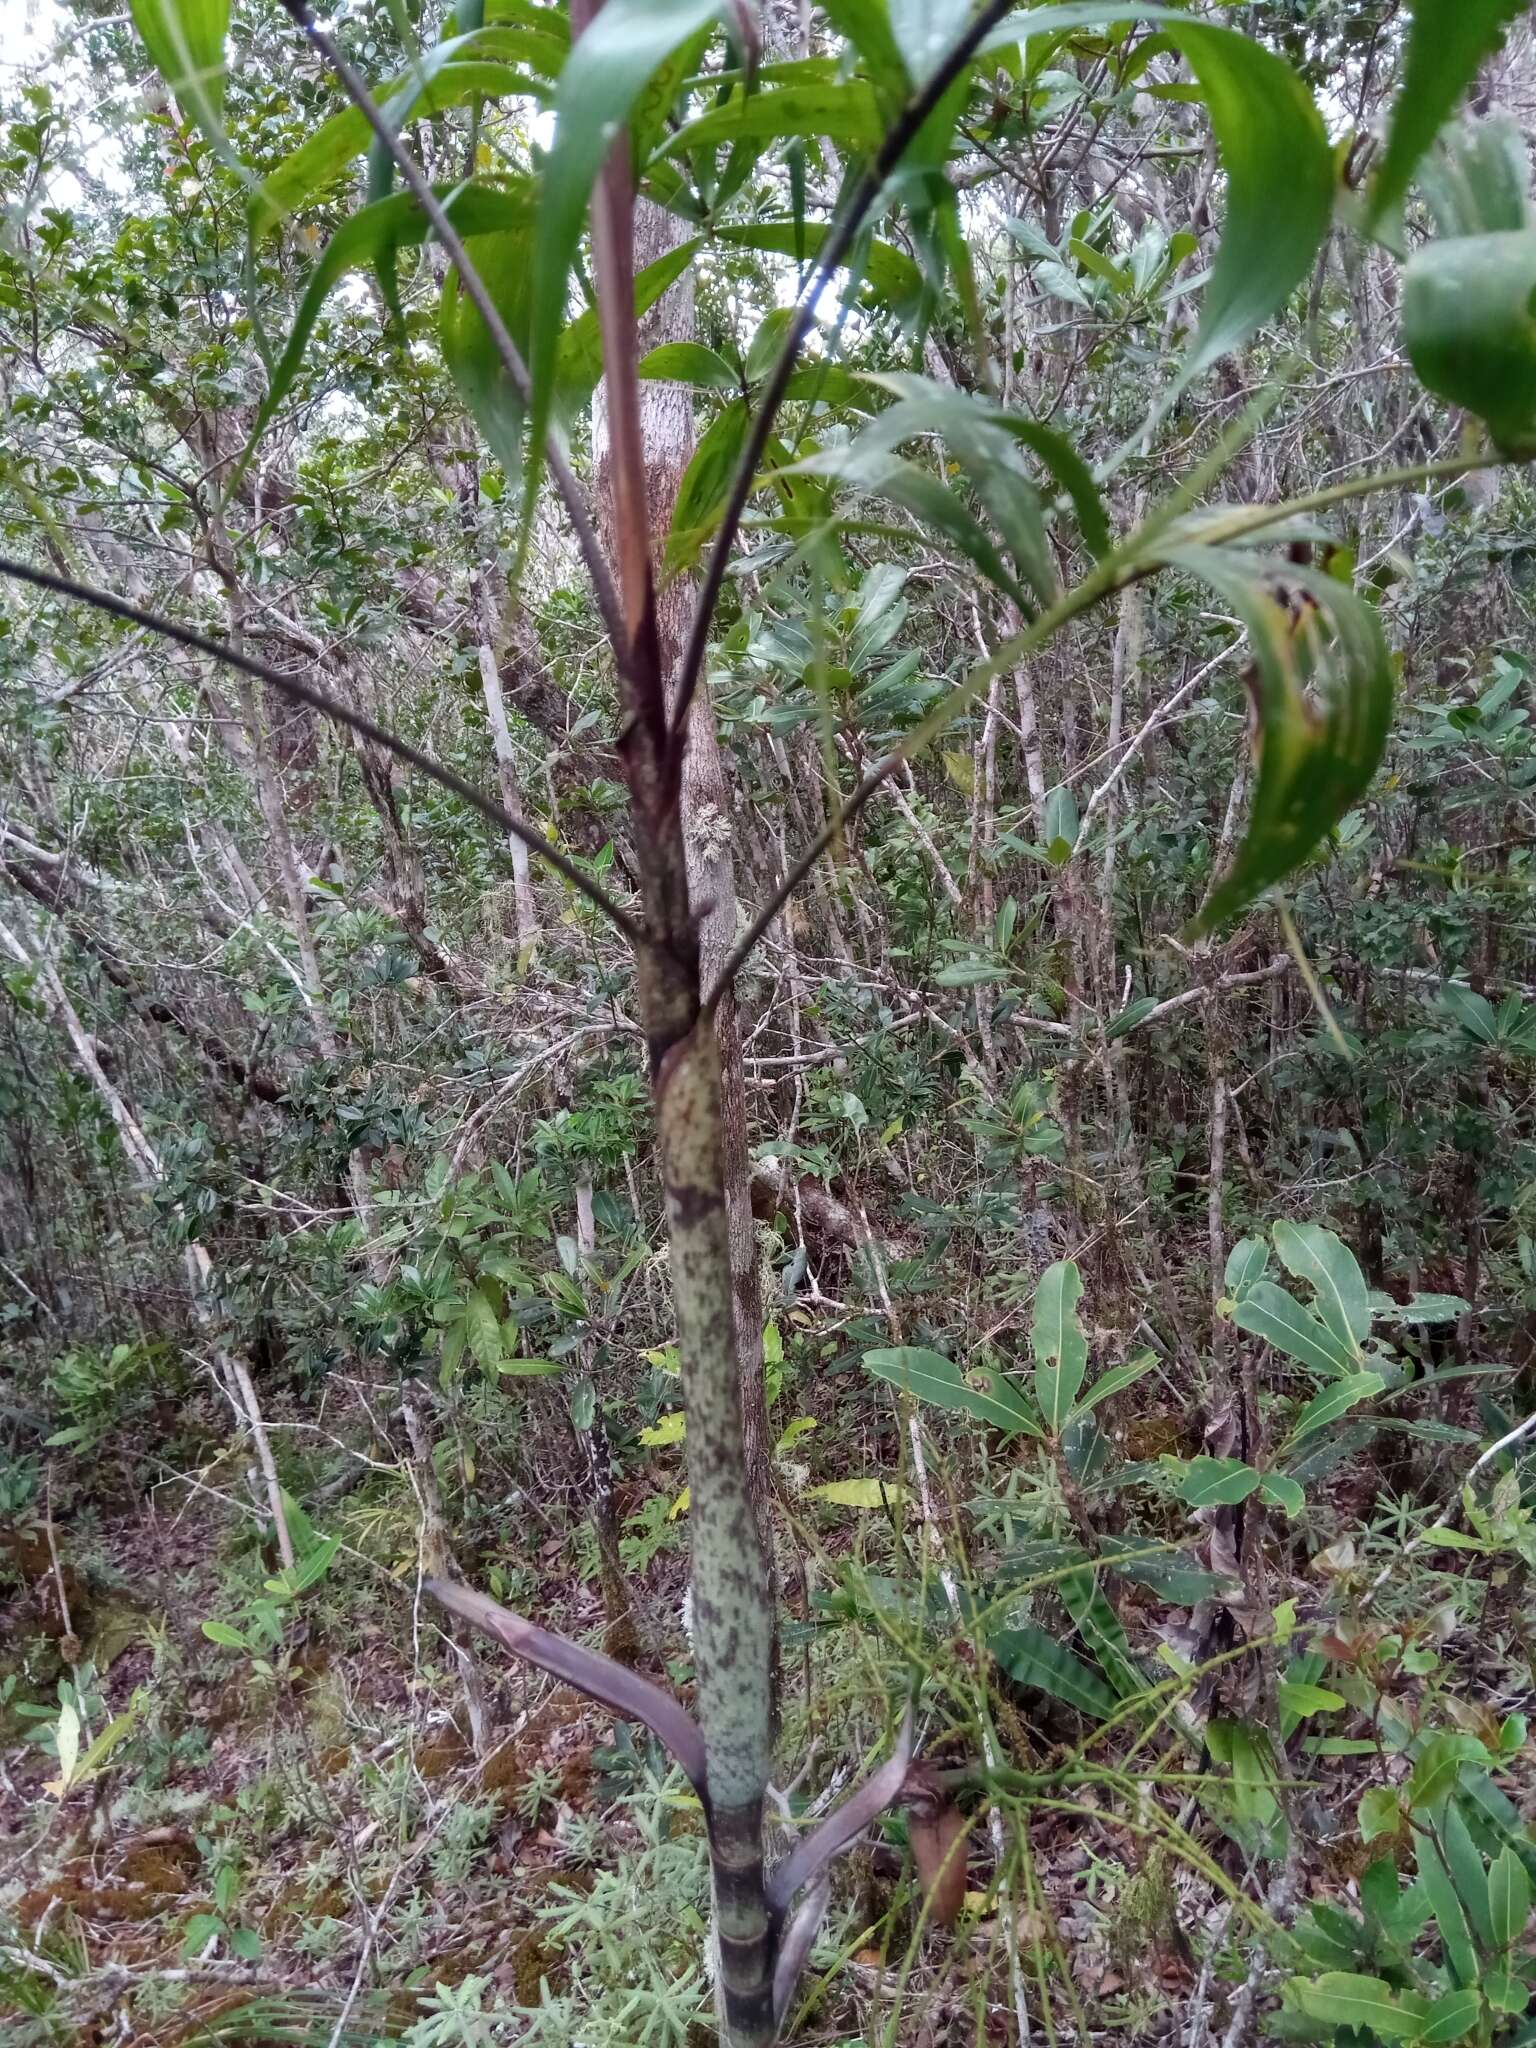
[0,555,647,945]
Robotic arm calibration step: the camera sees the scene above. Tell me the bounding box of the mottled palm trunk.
[574,6,775,2027]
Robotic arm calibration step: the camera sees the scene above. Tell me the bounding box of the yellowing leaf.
[640,1410,687,1447]
[807,1477,909,1509]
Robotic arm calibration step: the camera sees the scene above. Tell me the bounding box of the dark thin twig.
[704,752,896,1014]
[276,0,628,660]
[0,556,647,945]
[668,0,1019,742]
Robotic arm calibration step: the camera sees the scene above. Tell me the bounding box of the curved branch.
[0,556,646,946]
[424,1576,707,1794]
[668,0,1020,742]
[765,1708,915,1919]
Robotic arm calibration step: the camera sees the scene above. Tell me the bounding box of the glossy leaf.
[864,1345,1041,1437]
[1272,1221,1371,1348]
[638,342,740,392]
[1419,1830,1481,1986]
[441,227,535,485]
[1224,1234,1270,1299]
[1031,1258,1088,1433]
[1297,1974,1428,2039]
[1060,1568,1146,1700]
[1283,1373,1385,1449]
[253,63,548,235]
[1176,1455,1260,1508]
[131,0,227,152]
[1365,0,1525,236]
[1174,549,1394,937]
[1231,1280,1359,1380]
[1404,230,1536,453]
[990,1620,1120,1719]
[526,0,722,510]
[982,7,1332,387]
[661,80,884,158]
[1490,1843,1532,1950]
[1071,1350,1156,1419]
[1418,1988,1484,2043]
[238,183,534,484]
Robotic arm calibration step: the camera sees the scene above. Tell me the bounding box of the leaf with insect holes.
[640,1411,687,1447]
[1272,1223,1371,1348]
[1032,1259,1088,1433]
[1166,548,1393,937]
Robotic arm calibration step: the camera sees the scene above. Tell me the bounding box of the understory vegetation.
[3,1,1536,2043]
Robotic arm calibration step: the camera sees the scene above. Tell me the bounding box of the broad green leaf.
[638,342,740,392]
[1410,1733,1486,1814]
[1419,1831,1480,1986]
[661,80,884,157]
[808,1477,909,1509]
[1272,1222,1371,1347]
[1173,550,1393,936]
[1060,1568,1147,1700]
[1442,981,1500,1045]
[253,63,548,235]
[863,1345,1041,1437]
[982,8,1334,389]
[1276,1681,1345,1719]
[202,1619,251,1649]
[1224,1234,1270,1298]
[237,183,535,487]
[989,1621,1120,1718]
[1365,0,1525,236]
[1418,1988,1483,2043]
[1421,117,1532,240]
[1297,1974,1427,2038]
[821,0,910,103]
[1031,1258,1088,1433]
[131,0,228,153]
[441,228,534,486]
[640,1410,687,1446]
[284,1533,341,1595]
[1283,1373,1385,1449]
[713,222,925,321]
[1370,1291,1470,1325]
[1490,1844,1532,1950]
[1359,1786,1403,1843]
[1484,1969,1532,2015]
[526,0,722,512]
[463,1283,503,1371]
[494,1356,563,1376]
[1232,1280,1359,1379]
[888,0,971,84]
[1176,1456,1260,1508]
[1404,230,1536,453]
[1208,1717,1279,1827]
[1442,1801,1495,1948]
[1071,1350,1156,1419]
[670,399,751,563]
[1259,1472,1305,1517]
